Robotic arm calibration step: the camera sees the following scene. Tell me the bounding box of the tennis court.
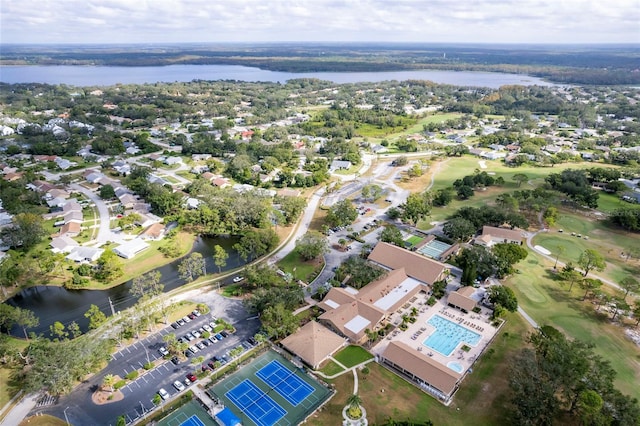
[256,359,314,406]
[158,400,217,426]
[208,351,332,426]
[226,379,286,426]
[416,239,452,260]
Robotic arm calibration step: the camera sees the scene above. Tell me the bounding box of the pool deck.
[371,293,499,375]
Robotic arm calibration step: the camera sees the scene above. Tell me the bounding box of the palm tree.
[347,393,362,409]
[102,374,116,393]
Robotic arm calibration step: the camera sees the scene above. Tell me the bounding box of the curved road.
[70,183,114,245]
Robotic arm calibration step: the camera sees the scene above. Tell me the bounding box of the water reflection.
[4,236,243,336]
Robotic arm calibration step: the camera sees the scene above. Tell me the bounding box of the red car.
[186,373,197,382]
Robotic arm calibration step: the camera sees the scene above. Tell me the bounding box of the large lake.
[0,64,554,88]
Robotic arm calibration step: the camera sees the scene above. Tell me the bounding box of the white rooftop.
[344,286,359,295]
[344,315,371,334]
[324,299,340,309]
[373,276,423,311]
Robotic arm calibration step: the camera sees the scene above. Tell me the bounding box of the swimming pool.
[447,361,464,373]
[423,315,481,357]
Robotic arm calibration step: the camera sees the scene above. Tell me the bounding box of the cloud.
[1,0,638,44]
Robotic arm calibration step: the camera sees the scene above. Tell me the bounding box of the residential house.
[63,210,83,224]
[118,194,138,209]
[57,222,81,237]
[66,246,104,263]
[330,160,352,171]
[139,223,166,241]
[164,156,183,166]
[113,239,150,259]
[474,226,524,247]
[50,236,79,253]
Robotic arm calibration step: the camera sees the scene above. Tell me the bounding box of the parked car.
[220,330,229,338]
[188,345,199,354]
[158,346,169,356]
[202,324,212,332]
[177,319,185,326]
[202,339,211,347]
[173,380,185,392]
[171,356,180,365]
[196,342,206,350]
[208,336,217,344]
[192,310,201,317]
[186,373,197,382]
[215,333,224,340]
[158,388,169,400]
[188,313,196,320]
[182,316,191,323]
[171,322,180,329]
[192,330,201,339]
[232,276,244,283]
[209,321,217,329]
[185,332,195,341]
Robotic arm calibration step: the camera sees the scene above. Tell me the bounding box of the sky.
[1,0,639,45]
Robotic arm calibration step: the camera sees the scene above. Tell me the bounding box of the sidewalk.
[0,393,39,426]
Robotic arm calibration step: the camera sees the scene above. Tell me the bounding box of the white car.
[158,388,169,400]
[173,380,185,392]
[233,276,244,283]
[158,346,169,356]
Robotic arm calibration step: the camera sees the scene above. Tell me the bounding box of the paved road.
[36,295,259,426]
[70,183,114,245]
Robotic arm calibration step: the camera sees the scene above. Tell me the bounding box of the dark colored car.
[220,331,229,338]
[171,322,179,329]
[171,356,180,365]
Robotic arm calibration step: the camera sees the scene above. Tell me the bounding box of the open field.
[19,415,67,426]
[309,312,531,425]
[533,213,640,284]
[506,251,640,398]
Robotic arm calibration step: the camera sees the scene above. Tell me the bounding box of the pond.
[3,236,245,336]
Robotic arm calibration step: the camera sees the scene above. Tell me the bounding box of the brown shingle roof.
[480,226,524,243]
[368,242,446,285]
[381,341,462,396]
[280,321,346,368]
[447,287,477,312]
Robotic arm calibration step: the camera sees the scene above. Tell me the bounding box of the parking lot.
[39,295,260,426]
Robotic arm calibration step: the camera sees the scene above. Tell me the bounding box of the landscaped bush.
[114,379,126,389]
[426,296,436,306]
[472,306,481,313]
[125,371,139,380]
[143,362,154,370]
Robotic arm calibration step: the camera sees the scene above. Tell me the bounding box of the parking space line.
[142,376,148,383]
[135,381,141,388]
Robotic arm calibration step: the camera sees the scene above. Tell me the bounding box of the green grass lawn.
[597,192,640,213]
[332,345,374,368]
[277,248,322,282]
[506,251,640,399]
[319,360,345,377]
[533,213,640,284]
[405,235,424,246]
[0,337,29,408]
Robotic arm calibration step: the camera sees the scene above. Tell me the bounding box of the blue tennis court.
[180,414,205,426]
[225,379,286,426]
[256,360,314,406]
